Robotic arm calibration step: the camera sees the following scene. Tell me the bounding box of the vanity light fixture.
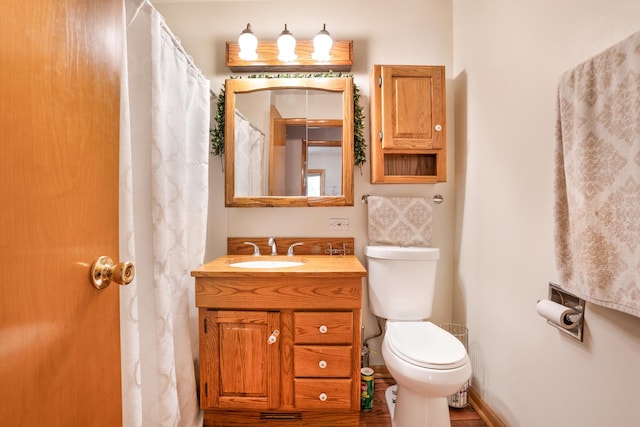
[237,23,258,60]
[311,24,333,61]
[225,24,353,72]
[276,24,297,62]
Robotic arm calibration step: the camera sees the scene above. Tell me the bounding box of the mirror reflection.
[235,89,343,197]
[225,77,354,207]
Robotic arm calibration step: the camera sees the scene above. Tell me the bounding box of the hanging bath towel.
[554,30,640,317]
[367,196,433,246]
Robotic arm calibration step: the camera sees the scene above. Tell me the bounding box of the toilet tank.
[364,245,440,321]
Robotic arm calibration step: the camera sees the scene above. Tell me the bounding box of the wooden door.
[200,310,281,410]
[0,0,124,425]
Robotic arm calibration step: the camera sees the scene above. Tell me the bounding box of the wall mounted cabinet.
[370,65,447,183]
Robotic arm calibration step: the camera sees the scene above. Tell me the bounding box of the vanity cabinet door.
[200,309,280,410]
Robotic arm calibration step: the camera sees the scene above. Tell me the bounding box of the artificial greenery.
[352,82,366,167]
[209,73,366,166]
[210,84,226,157]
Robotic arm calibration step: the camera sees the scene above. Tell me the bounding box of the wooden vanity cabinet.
[370,64,447,183]
[193,256,365,427]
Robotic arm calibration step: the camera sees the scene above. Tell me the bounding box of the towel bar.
[361,194,444,205]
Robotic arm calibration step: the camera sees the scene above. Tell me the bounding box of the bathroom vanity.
[192,238,366,426]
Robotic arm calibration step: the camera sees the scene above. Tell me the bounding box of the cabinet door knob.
[435,124,442,131]
[318,360,327,369]
[319,325,328,333]
[319,392,328,401]
[267,330,280,344]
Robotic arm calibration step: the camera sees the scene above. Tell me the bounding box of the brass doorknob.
[90,256,135,290]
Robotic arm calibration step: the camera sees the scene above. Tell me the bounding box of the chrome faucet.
[287,242,304,256]
[267,237,278,256]
[243,241,261,256]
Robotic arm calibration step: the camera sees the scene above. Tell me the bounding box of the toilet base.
[385,385,398,422]
[384,384,451,427]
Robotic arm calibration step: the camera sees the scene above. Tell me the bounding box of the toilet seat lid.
[387,322,468,370]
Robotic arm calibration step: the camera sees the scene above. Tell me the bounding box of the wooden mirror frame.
[224,77,354,207]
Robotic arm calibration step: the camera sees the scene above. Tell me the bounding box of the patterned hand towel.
[367,196,433,247]
[555,30,640,317]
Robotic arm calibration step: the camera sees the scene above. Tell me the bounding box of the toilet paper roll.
[536,299,578,329]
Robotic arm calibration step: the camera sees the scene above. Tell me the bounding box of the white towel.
[367,196,433,246]
[555,30,640,317]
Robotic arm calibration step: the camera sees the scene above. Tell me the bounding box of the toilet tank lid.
[364,245,440,260]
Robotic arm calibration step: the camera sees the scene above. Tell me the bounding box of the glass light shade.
[238,23,258,61]
[312,24,333,61]
[277,24,297,62]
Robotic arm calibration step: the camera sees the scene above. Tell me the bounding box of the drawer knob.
[319,325,328,333]
[319,392,328,401]
[267,330,280,344]
[319,360,327,369]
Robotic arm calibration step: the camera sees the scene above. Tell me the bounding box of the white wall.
[154,0,640,425]
[153,0,455,366]
[453,0,640,425]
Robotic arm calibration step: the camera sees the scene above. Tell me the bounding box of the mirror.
[224,77,354,207]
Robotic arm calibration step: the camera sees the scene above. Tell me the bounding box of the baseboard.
[468,387,506,427]
[370,365,505,427]
[369,365,392,378]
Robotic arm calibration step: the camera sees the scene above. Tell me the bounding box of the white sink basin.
[228,259,305,269]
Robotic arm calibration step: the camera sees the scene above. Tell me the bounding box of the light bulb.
[312,24,333,61]
[277,24,297,62]
[238,23,258,61]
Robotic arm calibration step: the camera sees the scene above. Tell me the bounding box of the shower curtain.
[119,1,209,425]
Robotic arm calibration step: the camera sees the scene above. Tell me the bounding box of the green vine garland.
[210,73,366,167]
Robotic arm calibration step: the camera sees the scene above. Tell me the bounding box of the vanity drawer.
[294,378,352,409]
[294,312,353,344]
[294,345,352,377]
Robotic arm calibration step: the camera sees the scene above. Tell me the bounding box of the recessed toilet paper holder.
[542,283,585,342]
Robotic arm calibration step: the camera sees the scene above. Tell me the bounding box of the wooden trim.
[468,387,506,427]
[226,40,353,72]
[369,364,393,378]
[225,77,354,207]
[228,237,355,256]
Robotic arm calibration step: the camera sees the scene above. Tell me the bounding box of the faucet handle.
[287,242,304,256]
[243,242,261,256]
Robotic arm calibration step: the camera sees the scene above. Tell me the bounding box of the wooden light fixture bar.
[225,39,353,72]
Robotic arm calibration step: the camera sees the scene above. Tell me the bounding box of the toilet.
[364,245,472,427]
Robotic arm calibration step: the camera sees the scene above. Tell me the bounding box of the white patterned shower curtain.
[119,0,209,425]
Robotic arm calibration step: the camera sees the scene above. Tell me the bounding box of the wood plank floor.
[359,376,487,427]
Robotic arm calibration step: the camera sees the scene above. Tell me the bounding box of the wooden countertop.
[191,254,367,278]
